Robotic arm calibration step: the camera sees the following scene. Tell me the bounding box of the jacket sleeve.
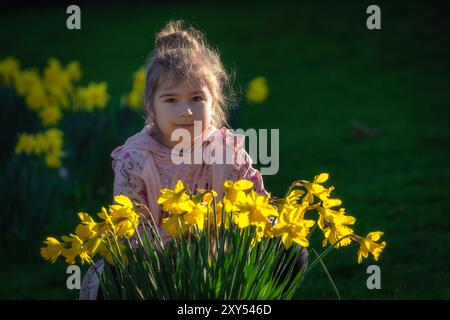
[112,149,149,209]
[112,149,169,246]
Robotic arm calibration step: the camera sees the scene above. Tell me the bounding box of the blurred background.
[1,0,449,299]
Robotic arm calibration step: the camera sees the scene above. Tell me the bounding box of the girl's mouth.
[176,124,194,127]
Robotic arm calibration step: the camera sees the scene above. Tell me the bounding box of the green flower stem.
[303,234,353,277]
[311,248,341,300]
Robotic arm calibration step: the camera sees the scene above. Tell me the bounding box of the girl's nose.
[179,107,194,117]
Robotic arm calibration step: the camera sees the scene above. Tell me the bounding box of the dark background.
[0,0,449,299]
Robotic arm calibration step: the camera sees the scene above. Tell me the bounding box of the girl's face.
[151,76,213,148]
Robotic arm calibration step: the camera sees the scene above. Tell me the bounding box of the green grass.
[1,0,449,299]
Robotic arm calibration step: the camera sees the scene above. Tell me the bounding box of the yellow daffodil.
[15,69,41,95]
[97,207,116,234]
[184,202,208,231]
[15,133,35,154]
[215,201,232,229]
[126,67,145,110]
[43,58,72,94]
[301,173,329,203]
[40,237,63,263]
[84,237,102,258]
[15,128,64,168]
[75,82,109,111]
[97,238,127,266]
[32,133,48,155]
[201,190,217,207]
[108,195,140,238]
[161,192,209,234]
[157,181,194,214]
[75,212,98,240]
[317,185,336,202]
[39,105,62,126]
[45,128,63,151]
[127,90,142,110]
[284,189,306,207]
[354,231,386,264]
[61,234,93,265]
[45,151,63,168]
[274,203,315,249]
[162,215,185,236]
[133,68,145,92]
[233,190,278,228]
[223,179,253,213]
[66,61,82,82]
[46,85,69,110]
[245,77,269,104]
[25,84,47,111]
[318,204,355,248]
[0,56,20,86]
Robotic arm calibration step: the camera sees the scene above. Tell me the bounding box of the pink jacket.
[79,124,267,299]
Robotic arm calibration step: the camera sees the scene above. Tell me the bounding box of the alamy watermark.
[366,5,381,30]
[170,121,279,175]
[366,264,381,289]
[66,265,81,290]
[66,5,81,30]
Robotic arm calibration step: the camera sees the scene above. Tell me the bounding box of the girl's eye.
[192,96,204,102]
[164,98,177,103]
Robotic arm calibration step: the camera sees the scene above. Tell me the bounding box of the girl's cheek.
[158,107,176,122]
[197,103,212,119]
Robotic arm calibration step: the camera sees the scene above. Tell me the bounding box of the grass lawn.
[1,0,449,299]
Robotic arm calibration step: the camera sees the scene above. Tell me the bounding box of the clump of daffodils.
[74,82,109,112]
[0,56,110,124]
[41,195,140,266]
[41,174,386,269]
[159,174,386,264]
[15,128,64,168]
[0,56,110,169]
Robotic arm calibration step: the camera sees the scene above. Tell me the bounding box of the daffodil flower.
[184,202,209,231]
[75,82,109,111]
[245,77,269,104]
[223,179,253,213]
[126,67,145,110]
[109,195,140,238]
[233,190,278,229]
[158,181,193,214]
[66,61,82,82]
[162,215,186,236]
[75,212,98,240]
[15,69,41,95]
[318,203,356,248]
[40,237,63,263]
[273,204,315,249]
[61,234,93,265]
[97,239,127,266]
[301,173,329,203]
[0,56,20,86]
[97,206,116,234]
[353,232,386,264]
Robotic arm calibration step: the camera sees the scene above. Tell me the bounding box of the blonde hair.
[144,20,235,128]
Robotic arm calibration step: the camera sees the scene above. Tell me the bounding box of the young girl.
[79,20,306,300]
